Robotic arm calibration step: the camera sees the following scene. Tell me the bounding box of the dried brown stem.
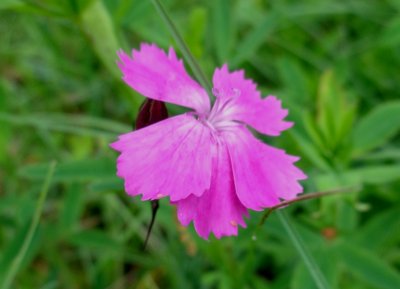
[259,185,362,226]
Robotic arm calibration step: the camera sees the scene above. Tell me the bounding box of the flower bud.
[135,99,168,129]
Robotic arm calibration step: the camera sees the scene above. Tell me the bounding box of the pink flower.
[111,43,307,239]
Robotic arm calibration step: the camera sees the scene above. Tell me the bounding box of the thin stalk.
[259,186,361,225]
[2,161,57,289]
[149,0,213,100]
[277,210,330,289]
[142,200,159,250]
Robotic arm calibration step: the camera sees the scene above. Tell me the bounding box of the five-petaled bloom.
[111,43,307,239]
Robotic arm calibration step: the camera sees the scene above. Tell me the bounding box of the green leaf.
[185,7,207,58]
[282,1,368,17]
[0,113,130,139]
[339,243,400,289]
[276,57,310,105]
[351,165,400,184]
[212,0,234,63]
[59,184,86,231]
[352,101,400,155]
[0,87,11,163]
[290,130,332,171]
[292,248,339,289]
[354,207,400,250]
[303,112,330,156]
[387,0,400,10]
[0,221,41,283]
[19,158,115,182]
[88,177,123,193]
[67,230,122,253]
[316,164,400,187]
[358,148,400,161]
[336,199,358,232]
[278,211,330,289]
[231,12,279,66]
[379,18,400,48]
[1,162,56,289]
[115,0,151,26]
[0,0,24,10]
[80,0,120,78]
[316,70,356,153]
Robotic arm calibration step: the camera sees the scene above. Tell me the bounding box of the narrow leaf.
[352,101,400,155]
[80,0,120,77]
[354,207,400,249]
[19,158,115,182]
[0,113,129,139]
[277,211,330,289]
[212,0,233,63]
[231,12,279,66]
[316,164,400,187]
[67,230,122,253]
[339,243,400,289]
[1,161,56,289]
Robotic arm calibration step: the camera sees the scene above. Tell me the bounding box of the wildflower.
[111,43,306,239]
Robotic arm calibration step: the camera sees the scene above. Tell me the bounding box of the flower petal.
[118,43,210,114]
[222,126,307,211]
[175,139,248,239]
[212,64,292,136]
[110,114,213,202]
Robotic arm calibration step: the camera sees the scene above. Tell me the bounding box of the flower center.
[205,88,241,130]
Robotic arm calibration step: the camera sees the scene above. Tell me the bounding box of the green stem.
[277,210,330,289]
[2,161,57,289]
[149,0,213,100]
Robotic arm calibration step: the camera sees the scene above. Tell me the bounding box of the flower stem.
[259,186,360,226]
[142,200,159,250]
[149,0,213,100]
[1,161,57,289]
[277,210,330,289]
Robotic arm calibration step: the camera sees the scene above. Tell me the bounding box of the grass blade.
[0,113,130,139]
[1,161,57,289]
[80,0,120,78]
[212,0,233,64]
[231,12,279,66]
[277,210,330,289]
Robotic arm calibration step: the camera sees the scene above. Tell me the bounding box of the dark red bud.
[135,99,168,129]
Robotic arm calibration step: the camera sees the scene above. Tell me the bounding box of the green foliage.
[339,243,400,289]
[212,0,234,64]
[353,101,400,156]
[80,0,121,78]
[1,0,400,288]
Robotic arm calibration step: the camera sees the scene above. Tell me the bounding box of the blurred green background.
[1,0,400,288]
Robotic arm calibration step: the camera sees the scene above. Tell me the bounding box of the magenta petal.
[110,114,213,201]
[222,127,307,211]
[118,43,210,114]
[212,65,293,136]
[175,140,248,239]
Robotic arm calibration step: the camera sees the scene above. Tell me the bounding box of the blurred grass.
[1,0,400,288]
[1,161,56,289]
